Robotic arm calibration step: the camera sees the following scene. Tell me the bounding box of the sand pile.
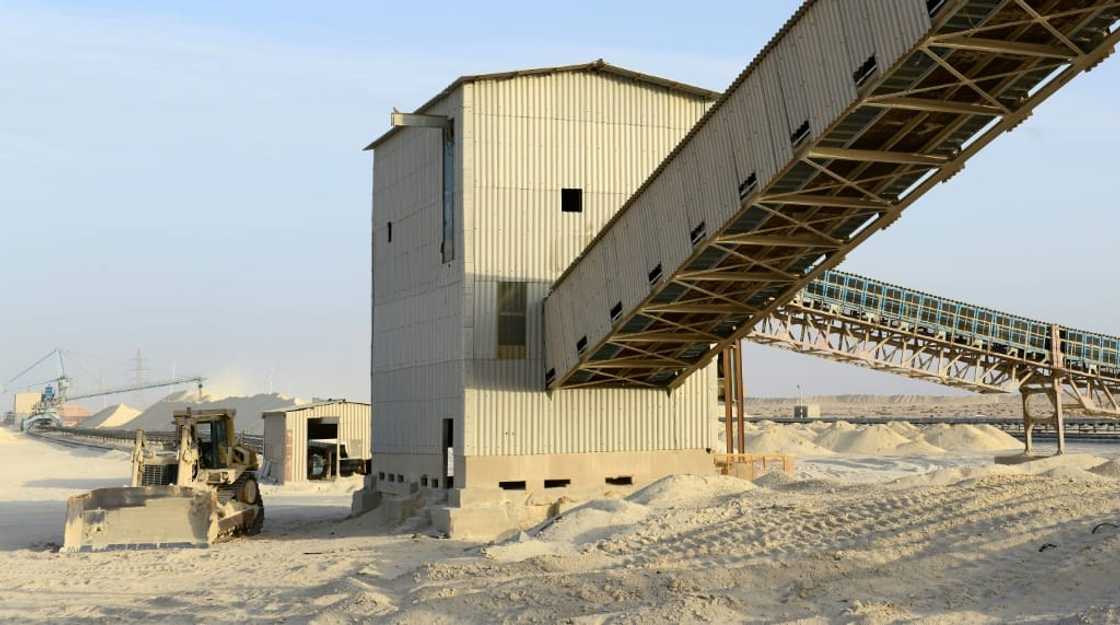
[814,423,912,454]
[121,391,303,435]
[82,403,141,429]
[628,474,754,508]
[745,420,1023,456]
[889,453,1117,488]
[1090,459,1120,478]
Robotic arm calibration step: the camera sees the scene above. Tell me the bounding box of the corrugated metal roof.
[261,399,370,417]
[363,58,722,150]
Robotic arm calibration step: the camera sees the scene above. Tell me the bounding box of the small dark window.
[576,336,588,355]
[387,474,395,482]
[853,54,878,87]
[499,480,527,491]
[431,478,439,489]
[609,301,623,323]
[387,221,393,242]
[378,471,385,480]
[545,368,557,386]
[497,282,528,359]
[790,120,811,147]
[420,476,428,487]
[396,474,404,483]
[605,476,633,486]
[561,188,583,213]
[648,263,663,285]
[544,479,571,489]
[738,173,758,200]
[690,221,707,246]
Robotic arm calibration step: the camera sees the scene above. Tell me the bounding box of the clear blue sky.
[2,1,1117,405]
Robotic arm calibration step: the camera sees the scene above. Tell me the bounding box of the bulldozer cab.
[175,409,238,470]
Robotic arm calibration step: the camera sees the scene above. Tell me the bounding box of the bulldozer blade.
[62,486,219,553]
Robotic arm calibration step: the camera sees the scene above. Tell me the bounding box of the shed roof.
[363,59,721,150]
[261,399,370,418]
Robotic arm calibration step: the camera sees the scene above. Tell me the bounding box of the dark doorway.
[442,418,454,489]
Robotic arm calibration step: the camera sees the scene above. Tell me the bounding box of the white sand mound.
[753,470,796,488]
[920,424,1020,451]
[892,439,947,455]
[1043,466,1107,482]
[890,464,1019,488]
[121,391,303,435]
[82,403,141,429]
[744,428,833,456]
[537,499,649,545]
[628,474,753,508]
[1090,459,1120,479]
[814,424,912,454]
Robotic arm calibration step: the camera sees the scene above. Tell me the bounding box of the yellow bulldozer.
[62,408,264,552]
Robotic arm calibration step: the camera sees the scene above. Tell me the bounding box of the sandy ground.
[2,426,1119,624]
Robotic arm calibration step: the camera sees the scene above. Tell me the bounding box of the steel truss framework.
[750,298,1120,451]
[556,0,1120,391]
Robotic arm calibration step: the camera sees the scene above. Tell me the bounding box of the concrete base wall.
[431,448,715,540]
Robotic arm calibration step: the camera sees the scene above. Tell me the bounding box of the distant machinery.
[3,348,205,431]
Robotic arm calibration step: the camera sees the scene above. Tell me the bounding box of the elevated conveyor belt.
[751,270,1120,417]
[545,0,1120,391]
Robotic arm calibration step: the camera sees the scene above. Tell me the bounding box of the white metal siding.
[465,71,717,457]
[372,88,465,469]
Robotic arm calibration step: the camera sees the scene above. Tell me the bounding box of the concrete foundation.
[426,448,715,539]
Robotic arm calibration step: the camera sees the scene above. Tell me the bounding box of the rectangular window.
[387,221,392,242]
[441,124,455,263]
[497,282,528,359]
[561,188,583,213]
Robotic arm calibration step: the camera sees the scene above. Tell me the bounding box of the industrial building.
[262,400,371,484]
[366,61,722,536]
[364,0,1120,537]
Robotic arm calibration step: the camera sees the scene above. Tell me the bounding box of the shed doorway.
[307,417,340,480]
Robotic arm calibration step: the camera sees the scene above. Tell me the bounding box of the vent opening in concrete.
[420,476,428,487]
[738,172,758,199]
[790,120,811,147]
[648,263,663,285]
[605,476,633,486]
[610,301,623,323]
[388,474,396,482]
[387,221,392,242]
[431,478,440,489]
[378,471,385,480]
[396,474,404,483]
[544,479,571,489]
[499,480,527,491]
[853,54,878,87]
[561,188,583,213]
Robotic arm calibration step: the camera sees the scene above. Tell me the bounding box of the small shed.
[262,400,371,484]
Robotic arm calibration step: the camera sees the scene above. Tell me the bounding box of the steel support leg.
[1021,392,1033,455]
[733,342,746,455]
[1052,379,1066,455]
[722,349,734,456]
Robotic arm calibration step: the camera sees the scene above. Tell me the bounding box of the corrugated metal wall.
[464,71,719,456]
[372,89,465,461]
[262,413,285,481]
[268,402,371,483]
[544,0,932,383]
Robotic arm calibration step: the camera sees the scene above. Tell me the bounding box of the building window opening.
[648,263,663,285]
[561,188,583,213]
[739,172,758,200]
[497,282,528,359]
[853,54,878,87]
[605,476,633,486]
[790,120,811,147]
[387,221,393,242]
[499,480,527,491]
[544,479,571,489]
[576,336,588,355]
[610,302,623,324]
